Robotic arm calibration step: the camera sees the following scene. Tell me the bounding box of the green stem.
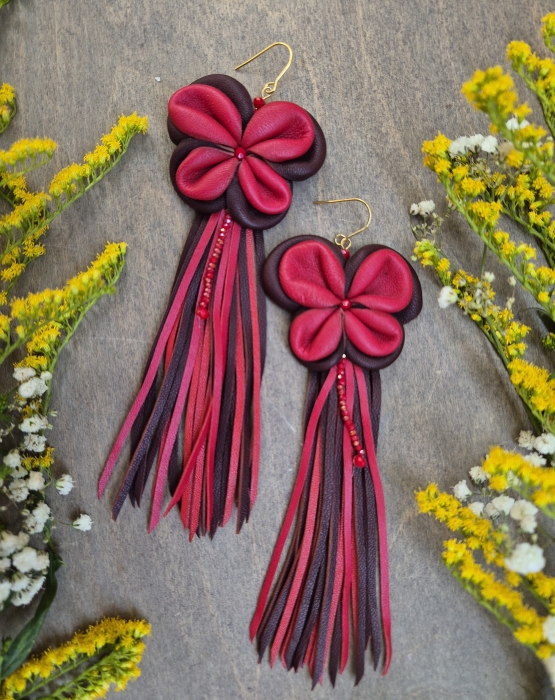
[480,242,488,277]
[13,653,94,698]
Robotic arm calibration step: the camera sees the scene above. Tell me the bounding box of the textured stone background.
[1,0,554,697]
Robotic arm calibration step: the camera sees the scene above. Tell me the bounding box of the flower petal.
[290,308,342,362]
[238,156,292,215]
[344,308,403,357]
[242,102,315,162]
[175,147,237,201]
[348,248,413,312]
[279,238,345,307]
[168,84,242,148]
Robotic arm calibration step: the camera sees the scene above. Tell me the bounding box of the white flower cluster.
[448,133,498,158]
[518,430,555,458]
[0,530,49,609]
[438,286,458,309]
[410,200,436,217]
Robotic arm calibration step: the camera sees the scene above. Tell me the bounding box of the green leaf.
[0,547,62,682]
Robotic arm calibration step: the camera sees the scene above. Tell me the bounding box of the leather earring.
[99,43,326,537]
[250,198,423,685]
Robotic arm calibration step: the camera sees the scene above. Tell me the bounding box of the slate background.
[1,0,554,698]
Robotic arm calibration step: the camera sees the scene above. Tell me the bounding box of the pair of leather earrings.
[98,43,422,686]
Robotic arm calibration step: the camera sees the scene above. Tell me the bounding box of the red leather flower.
[262,236,422,371]
[168,75,326,231]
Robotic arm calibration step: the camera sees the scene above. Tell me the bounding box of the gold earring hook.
[313,198,373,250]
[235,42,293,101]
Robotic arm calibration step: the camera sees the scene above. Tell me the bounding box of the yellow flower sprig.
[443,540,553,658]
[0,618,151,700]
[483,445,555,514]
[506,363,555,440]
[0,84,16,135]
[0,138,57,180]
[422,140,555,322]
[0,241,127,367]
[413,240,530,363]
[0,114,147,295]
[461,66,555,185]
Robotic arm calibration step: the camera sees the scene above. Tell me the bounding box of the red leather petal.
[237,156,292,215]
[242,102,315,162]
[290,308,342,362]
[279,239,345,307]
[175,147,237,201]
[344,308,403,357]
[168,84,242,148]
[348,249,413,312]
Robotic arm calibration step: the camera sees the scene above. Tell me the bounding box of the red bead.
[197,308,209,319]
[346,420,355,431]
[340,299,352,310]
[253,97,265,109]
[206,271,214,279]
[340,249,350,259]
[235,146,247,160]
[354,454,366,468]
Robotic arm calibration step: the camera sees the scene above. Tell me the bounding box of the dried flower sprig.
[0,618,151,699]
[413,13,555,687]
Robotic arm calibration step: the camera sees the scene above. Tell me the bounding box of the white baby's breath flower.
[27,471,45,491]
[483,271,495,283]
[484,502,501,518]
[418,200,435,216]
[510,499,538,521]
[11,575,45,607]
[10,465,27,479]
[0,580,10,605]
[449,136,470,157]
[453,480,472,501]
[508,276,517,287]
[468,501,484,516]
[19,415,50,434]
[491,495,515,515]
[520,514,538,533]
[18,377,47,399]
[3,449,21,469]
[40,371,52,382]
[544,617,555,644]
[72,514,93,531]
[8,479,29,502]
[23,433,46,453]
[0,557,10,572]
[524,452,546,467]
[506,117,520,131]
[24,502,51,535]
[438,286,458,309]
[12,546,48,573]
[55,474,74,496]
[481,135,498,153]
[0,531,29,557]
[10,572,31,592]
[410,203,420,215]
[518,430,535,450]
[504,542,545,574]
[469,466,489,484]
[32,502,50,524]
[534,433,555,455]
[467,134,484,151]
[13,367,36,383]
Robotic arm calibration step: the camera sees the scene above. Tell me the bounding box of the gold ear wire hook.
[235,42,293,101]
[313,198,373,250]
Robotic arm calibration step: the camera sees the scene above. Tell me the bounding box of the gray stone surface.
[1,0,554,697]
